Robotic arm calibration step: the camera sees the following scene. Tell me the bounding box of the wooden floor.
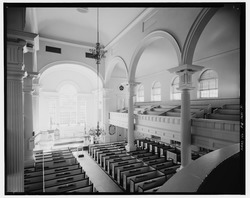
[73,150,124,193]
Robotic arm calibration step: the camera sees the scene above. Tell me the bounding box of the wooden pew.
[25,164,80,178]
[107,156,134,174]
[139,155,159,162]
[166,148,181,164]
[158,164,180,179]
[150,160,175,170]
[139,186,160,192]
[103,153,129,171]
[129,170,165,192]
[96,148,126,163]
[35,153,74,163]
[112,158,140,178]
[94,146,121,161]
[157,145,172,157]
[117,162,145,184]
[45,172,86,188]
[136,176,166,193]
[35,157,77,170]
[144,157,166,166]
[128,150,147,156]
[25,172,86,192]
[44,177,91,193]
[67,184,94,193]
[122,166,155,190]
[99,151,127,167]
[132,152,154,159]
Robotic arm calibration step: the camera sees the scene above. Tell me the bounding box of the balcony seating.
[208,104,240,121]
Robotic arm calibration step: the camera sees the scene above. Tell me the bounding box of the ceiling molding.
[104,8,156,51]
[39,36,95,49]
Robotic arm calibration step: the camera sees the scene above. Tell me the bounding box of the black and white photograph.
[3,1,246,196]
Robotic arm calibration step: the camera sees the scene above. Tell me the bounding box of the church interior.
[4,3,245,195]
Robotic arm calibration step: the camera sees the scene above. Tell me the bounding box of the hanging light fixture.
[86,8,107,141]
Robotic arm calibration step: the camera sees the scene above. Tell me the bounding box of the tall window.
[137,85,144,102]
[198,69,218,98]
[59,84,77,125]
[171,76,181,100]
[151,81,161,101]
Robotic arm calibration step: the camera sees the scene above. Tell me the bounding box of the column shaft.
[126,84,136,152]
[180,89,191,168]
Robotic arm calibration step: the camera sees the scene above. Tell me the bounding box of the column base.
[125,143,137,152]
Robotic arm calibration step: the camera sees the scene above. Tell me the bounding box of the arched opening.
[130,31,181,102]
[37,62,103,149]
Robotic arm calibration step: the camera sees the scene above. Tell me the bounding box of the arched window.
[171,76,181,100]
[151,81,161,101]
[198,69,218,98]
[137,85,144,102]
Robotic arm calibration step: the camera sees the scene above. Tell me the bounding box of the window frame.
[198,69,218,99]
[151,81,161,101]
[137,85,144,102]
[171,76,181,100]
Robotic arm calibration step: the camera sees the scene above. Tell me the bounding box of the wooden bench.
[112,158,140,178]
[35,153,74,163]
[97,148,126,164]
[167,148,181,164]
[100,151,127,167]
[158,164,180,178]
[136,176,166,193]
[103,153,129,171]
[158,145,172,157]
[139,155,159,162]
[107,156,134,174]
[128,149,147,156]
[25,172,86,192]
[151,160,174,170]
[35,157,77,170]
[129,170,165,192]
[25,164,80,178]
[122,166,155,190]
[144,157,166,166]
[67,184,94,193]
[44,177,91,193]
[133,152,154,159]
[117,162,146,184]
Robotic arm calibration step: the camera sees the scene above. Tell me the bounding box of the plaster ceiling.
[25,7,145,47]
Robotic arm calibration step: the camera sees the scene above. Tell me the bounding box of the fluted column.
[125,82,140,152]
[169,64,203,169]
[6,39,27,192]
[23,72,38,167]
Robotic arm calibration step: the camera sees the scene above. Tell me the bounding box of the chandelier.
[85,8,107,65]
[85,8,107,140]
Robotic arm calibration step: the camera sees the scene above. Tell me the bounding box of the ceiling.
[25,7,146,47]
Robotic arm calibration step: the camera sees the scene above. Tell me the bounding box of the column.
[32,79,40,133]
[102,88,113,143]
[6,39,27,192]
[168,64,203,169]
[23,72,38,167]
[125,82,140,152]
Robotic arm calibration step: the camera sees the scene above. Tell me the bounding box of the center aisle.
[73,150,124,193]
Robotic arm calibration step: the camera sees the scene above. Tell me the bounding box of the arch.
[38,60,104,86]
[182,8,219,64]
[105,56,128,85]
[56,80,80,93]
[128,30,181,82]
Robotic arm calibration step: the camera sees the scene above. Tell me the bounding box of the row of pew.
[24,148,96,193]
[116,102,240,121]
[208,104,240,121]
[88,141,183,193]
